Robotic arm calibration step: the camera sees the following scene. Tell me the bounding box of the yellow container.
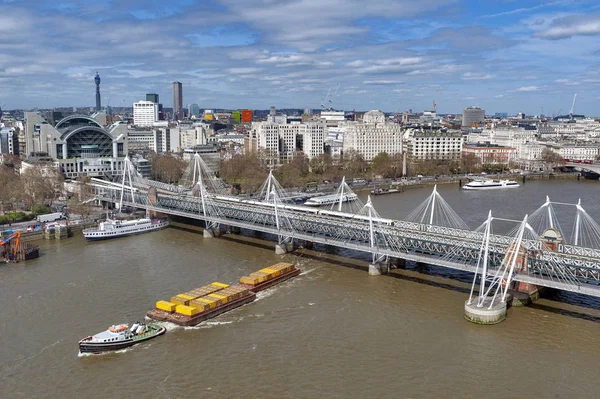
[170,294,196,305]
[240,276,259,285]
[176,304,199,316]
[211,282,230,289]
[208,293,228,304]
[189,300,209,312]
[156,300,177,313]
[198,297,218,309]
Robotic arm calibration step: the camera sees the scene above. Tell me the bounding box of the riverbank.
[360,172,581,193]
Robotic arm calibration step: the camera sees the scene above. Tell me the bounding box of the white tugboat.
[78,322,166,354]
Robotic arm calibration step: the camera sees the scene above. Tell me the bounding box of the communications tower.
[94,72,101,111]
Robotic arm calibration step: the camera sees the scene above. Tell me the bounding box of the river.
[1,178,600,399]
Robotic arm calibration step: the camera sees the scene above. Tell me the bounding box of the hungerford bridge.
[90,155,600,323]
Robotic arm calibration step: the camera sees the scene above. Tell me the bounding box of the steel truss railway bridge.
[90,155,600,311]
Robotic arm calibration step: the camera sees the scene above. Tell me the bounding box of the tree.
[461,152,478,174]
[0,165,23,215]
[309,153,333,176]
[220,152,267,193]
[21,164,63,208]
[342,150,368,177]
[540,148,564,170]
[68,176,95,221]
[372,152,392,178]
[148,153,188,184]
[276,152,310,188]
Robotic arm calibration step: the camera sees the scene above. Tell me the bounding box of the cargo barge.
[147,263,299,327]
[239,263,300,292]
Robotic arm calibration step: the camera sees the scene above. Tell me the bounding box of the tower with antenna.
[94,72,101,112]
[569,93,577,120]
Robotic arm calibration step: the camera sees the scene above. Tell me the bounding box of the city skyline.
[1,1,600,115]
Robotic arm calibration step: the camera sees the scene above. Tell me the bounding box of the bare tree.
[540,148,564,171]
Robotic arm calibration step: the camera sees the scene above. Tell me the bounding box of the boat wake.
[77,346,135,357]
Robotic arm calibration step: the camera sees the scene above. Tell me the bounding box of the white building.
[319,111,346,127]
[180,124,214,149]
[127,127,180,153]
[24,113,128,179]
[133,101,159,127]
[405,129,463,161]
[342,110,403,162]
[249,121,326,164]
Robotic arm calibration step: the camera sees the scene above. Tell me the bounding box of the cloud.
[426,25,517,52]
[482,2,563,19]
[535,12,600,40]
[495,94,504,98]
[515,86,540,92]
[461,72,495,80]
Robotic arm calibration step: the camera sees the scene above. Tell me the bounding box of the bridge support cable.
[256,170,292,203]
[569,199,600,249]
[525,196,566,240]
[118,156,140,211]
[269,190,295,253]
[405,185,469,230]
[328,176,364,214]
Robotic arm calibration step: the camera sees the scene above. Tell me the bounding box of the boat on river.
[78,322,166,353]
[304,193,358,206]
[462,179,520,190]
[82,217,169,240]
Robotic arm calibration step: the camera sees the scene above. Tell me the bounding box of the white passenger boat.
[304,193,358,206]
[82,217,169,240]
[462,179,520,190]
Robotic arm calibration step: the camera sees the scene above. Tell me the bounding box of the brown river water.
[2,178,600,399]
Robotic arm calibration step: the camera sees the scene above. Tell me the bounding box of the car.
[481,172,487,175]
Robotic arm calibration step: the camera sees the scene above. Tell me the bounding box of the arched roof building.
[28,113,128,179]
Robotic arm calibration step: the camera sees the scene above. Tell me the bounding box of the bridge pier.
[508,283,541,307]
[368,262,389,276]
[230,226,241,234]
[275,242,294,255]
[203,227,221,238]
[464,298,507,325]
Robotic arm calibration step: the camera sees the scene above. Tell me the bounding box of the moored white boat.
[83,217,169,240]
[462,179,520,190]
[304,193,358,206]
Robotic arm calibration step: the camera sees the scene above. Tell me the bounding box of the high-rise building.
[462,106,485,128]
[133,101,159,126]
[146,93,159,103]
[189,104,200,117]
[269,106,276,116]
[172,82,183,120]
[94,72,101,112]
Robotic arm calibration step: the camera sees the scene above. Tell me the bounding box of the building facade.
[405,129,463,161]
[462,106,485,128]
[0,127,19,155]
[342,110,403,162]
[249,121,326,165]
[172,81,183,120]
[133,101,159,126]
[462,143,517,165]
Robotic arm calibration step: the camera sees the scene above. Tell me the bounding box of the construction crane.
[433,88,440,113]
[569,94,577,119]
[320,84,341,111]
[0,231,21,257]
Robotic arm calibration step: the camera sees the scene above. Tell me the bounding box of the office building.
[146,93,159,103]
[342,110,403,162]
[133,101,159,126]
[172,81,183,120]
[189,104,200,117]
[462,106,485,128]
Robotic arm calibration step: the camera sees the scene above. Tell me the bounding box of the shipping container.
[170,294,197,305]
[176,304,199,316]
[211,282,230,289]
[240,276,259,285]
[156,300,177,313]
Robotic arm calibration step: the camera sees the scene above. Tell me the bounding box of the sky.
[1,0,600,116]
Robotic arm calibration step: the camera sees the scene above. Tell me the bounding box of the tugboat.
[78,322,166,354]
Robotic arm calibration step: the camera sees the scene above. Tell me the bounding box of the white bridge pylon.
[189,153,224,231]
[526,196,600,249]
[467,212,535,308]
[329,176,364,213]
[405,185,469,229]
